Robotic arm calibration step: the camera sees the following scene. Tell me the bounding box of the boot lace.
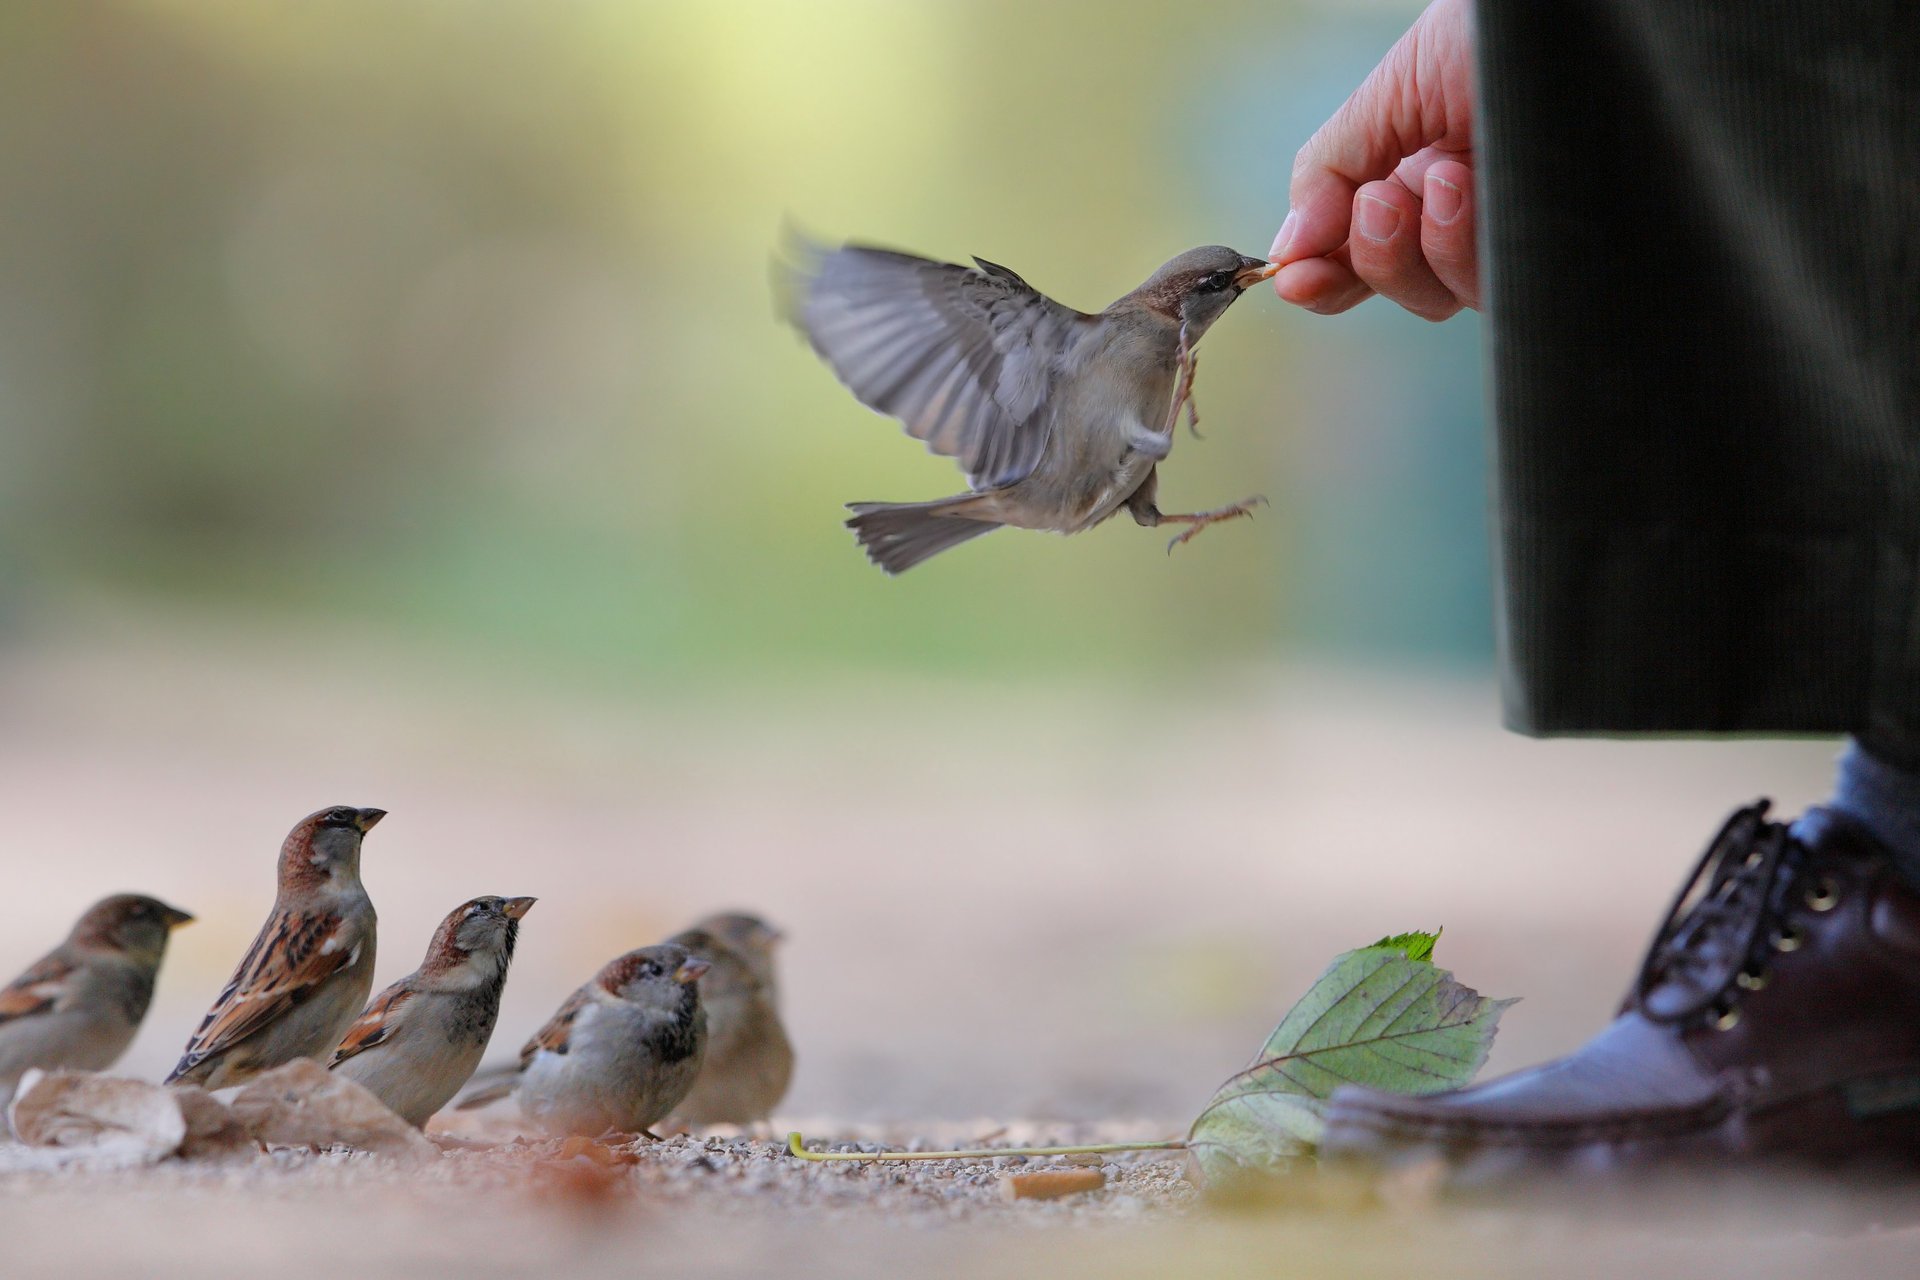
[1630,801,1824,1028]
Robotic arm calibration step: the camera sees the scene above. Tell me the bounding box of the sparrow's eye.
[1197,270,1235,293]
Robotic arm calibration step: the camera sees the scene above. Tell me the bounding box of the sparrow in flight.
[786,241,1278,573]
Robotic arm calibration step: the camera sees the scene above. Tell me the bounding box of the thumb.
[1274,0,1473,265]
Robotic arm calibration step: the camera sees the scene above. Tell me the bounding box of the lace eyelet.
[1804,876,1841,913]
[1711,1004,1742,1031]
[1771,923,1807,953]
[1735,967,1768,991]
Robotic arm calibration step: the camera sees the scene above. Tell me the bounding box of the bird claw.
[1166,323,1205,439]
[1181,353,1203,439]
[1163,496,1268,554]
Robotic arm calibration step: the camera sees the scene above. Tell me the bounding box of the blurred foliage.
[0,0,1488,686]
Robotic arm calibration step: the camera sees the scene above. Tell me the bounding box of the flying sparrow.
[665,912,792,1128]
[166,806,385,1090]
[459,943,709,1139]
[785,240,1280,573]
[329,894,536,1127]
[0,894,194,1121]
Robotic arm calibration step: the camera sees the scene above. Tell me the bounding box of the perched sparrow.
[329,895,535,1127]
[460,943,709,1139]
[665,912,793,1127]
[166,806,385,1089]
[786,241,1280,573]
[0,895,194,1118]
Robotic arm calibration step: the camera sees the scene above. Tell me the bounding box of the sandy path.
[0,617,1880,1274]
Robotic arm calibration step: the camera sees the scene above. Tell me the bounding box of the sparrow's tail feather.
[453,1065,518,1111]
[846,497,1000,574]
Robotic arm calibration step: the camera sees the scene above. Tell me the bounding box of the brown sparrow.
[665,912,792,1127]
[0,895,194,1120]
[459,943,709,1139]
[166,806,385,1089]
[329,895,536,1127]
[786,241,1280,572]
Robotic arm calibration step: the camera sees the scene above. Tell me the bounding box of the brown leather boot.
[1322,803,1920,1184]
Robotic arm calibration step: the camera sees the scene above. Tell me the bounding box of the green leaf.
[1367,929,1439,963]
[1185,1092,1327,1188]
[1187,936,1513,1183]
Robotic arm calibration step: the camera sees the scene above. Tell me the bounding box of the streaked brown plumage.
[458,943,710,1138]
[330,894,535,1127]
[166,806,385,1089]
[785,241,1278,573]
[0,895,194,1121]
[665,912,792,1127]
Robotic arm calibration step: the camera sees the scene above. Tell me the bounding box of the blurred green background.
[0,0,1486,689]
[0,0,1855,1149]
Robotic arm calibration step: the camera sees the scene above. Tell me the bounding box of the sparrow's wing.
[0,950,76,1025]
[328,980,413,1066]
[518,984,591,1066]
[786,243,1094,490]
[171,910,360,1075]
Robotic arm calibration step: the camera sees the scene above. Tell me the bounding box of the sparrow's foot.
[1180,353,1203,439]
[1161,495,1268,553]
[1166,322,1204,439]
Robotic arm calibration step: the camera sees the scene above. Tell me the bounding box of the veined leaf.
[1187,933,1513,1185]
[1368,929,1439,963]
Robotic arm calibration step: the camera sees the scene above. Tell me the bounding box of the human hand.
[1270,0,1480,320]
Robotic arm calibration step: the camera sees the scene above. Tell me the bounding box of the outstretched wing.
[169,910,359,1080]
[784,242,1094,491]
[0,951,76,1025]
[328,981,413,1066]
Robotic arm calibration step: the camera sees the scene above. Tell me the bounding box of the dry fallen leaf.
[554,1135,638,1167]
[528,1138,641,1212]
[169,1084,259,1160]
[228,1060,436,1163]
[1000,1168,1106,1201]
[7,1070,187,1165]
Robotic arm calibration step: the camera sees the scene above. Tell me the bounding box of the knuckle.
[1290,140,1321,184]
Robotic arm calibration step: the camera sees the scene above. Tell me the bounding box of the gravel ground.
[4,620,1909,1277]
[1,1126,1197,1226]
[7,1127,1920,1280]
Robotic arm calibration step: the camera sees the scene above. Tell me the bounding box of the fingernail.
[1425,172,1463,224]
[1270,210,1298,260]
[1356,195,1401,243]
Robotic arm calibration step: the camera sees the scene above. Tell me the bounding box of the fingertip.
[1419,160,1480,310]
[1274,193,1359,266]
[1269,211,1298,262]
[1422,159,1472,226]
[1274,257,1370,313]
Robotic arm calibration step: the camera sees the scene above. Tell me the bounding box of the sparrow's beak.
[165,907,196,930]
[352,808,388,833]
[1234,256,1281,289]
[673,957,712,985]
[502,896,537,920]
